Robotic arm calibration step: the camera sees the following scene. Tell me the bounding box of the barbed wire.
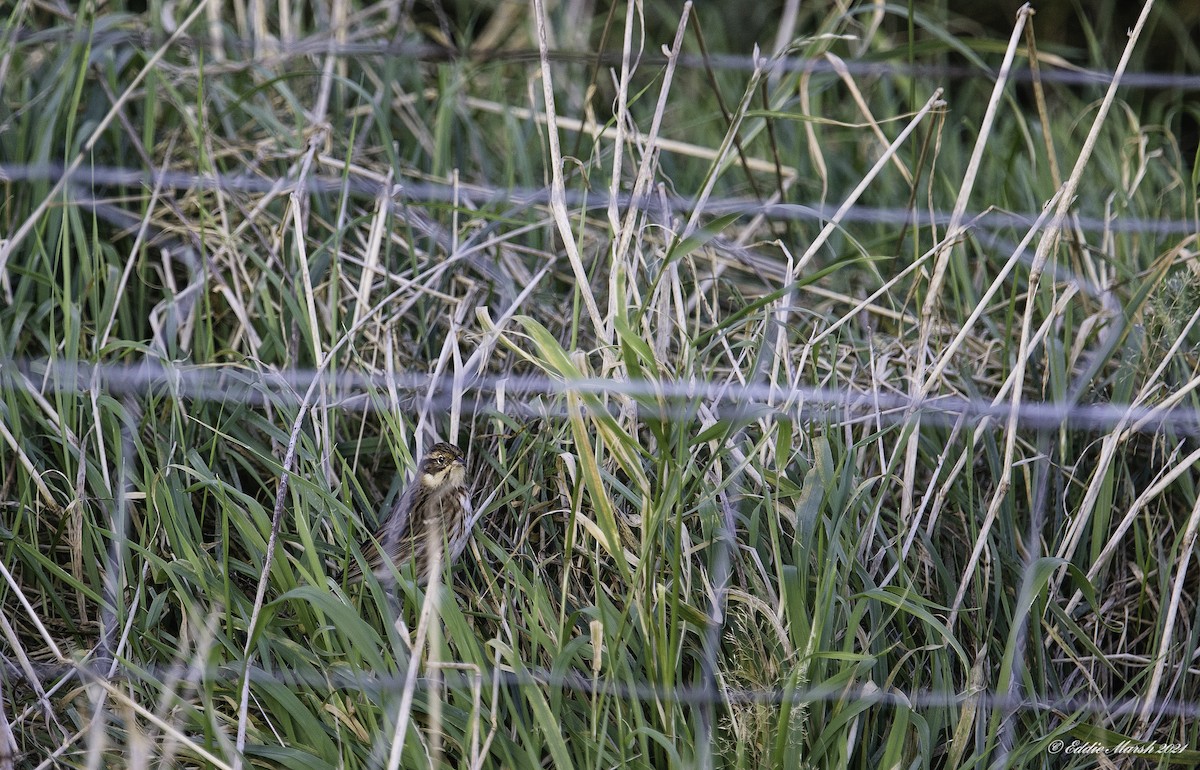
[9,23,1200,92]
[4,346,1197,760]
[1,163,1194,238]
[5,350,1196,750]
[6,15,1199,760]
[5,358,1200,437]
[5,656,1199,722]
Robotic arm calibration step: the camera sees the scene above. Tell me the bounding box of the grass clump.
[2,1,1200,768]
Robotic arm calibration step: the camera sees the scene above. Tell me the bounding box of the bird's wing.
[343,481,422,581]
[382,479,429,541]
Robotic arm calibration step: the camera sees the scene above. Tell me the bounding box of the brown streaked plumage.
[345,442,473,586]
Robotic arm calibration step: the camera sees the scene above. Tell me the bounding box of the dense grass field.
[3,0,1200,767]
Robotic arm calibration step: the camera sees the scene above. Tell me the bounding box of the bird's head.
[418,442,467,490]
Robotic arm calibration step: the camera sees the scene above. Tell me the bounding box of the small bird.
[345,442,474,586]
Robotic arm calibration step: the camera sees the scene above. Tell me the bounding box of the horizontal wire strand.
[1,162,1195,238]
[6,358,1199,436]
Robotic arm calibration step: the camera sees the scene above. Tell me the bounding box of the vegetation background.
[2,0,1199,767]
